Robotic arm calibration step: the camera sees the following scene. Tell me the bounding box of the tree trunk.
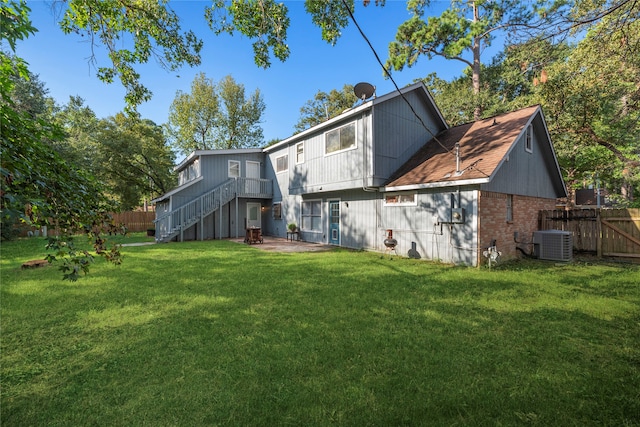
[472,2,482,121]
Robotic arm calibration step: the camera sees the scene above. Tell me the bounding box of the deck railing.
[237,177,273,198]
[154,177,273,242]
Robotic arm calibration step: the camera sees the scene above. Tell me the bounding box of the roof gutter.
[383,177,489,192]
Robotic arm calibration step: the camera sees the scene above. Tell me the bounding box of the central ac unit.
[533,230,573,262]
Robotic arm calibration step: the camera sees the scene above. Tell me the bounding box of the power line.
[340,0,493,180]
[339,0,453,155]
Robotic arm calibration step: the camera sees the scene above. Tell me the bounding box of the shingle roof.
[385,105,540,188]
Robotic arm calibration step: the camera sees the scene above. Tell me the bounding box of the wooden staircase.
[154,178,272,243]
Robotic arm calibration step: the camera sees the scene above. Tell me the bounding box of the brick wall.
[478,191,557,264]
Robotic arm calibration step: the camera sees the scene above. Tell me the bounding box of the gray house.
[153,82,566,266]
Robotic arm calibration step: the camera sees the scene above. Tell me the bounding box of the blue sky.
[17,1,491,142]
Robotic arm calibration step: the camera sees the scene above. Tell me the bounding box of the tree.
[294,84,358,132]
[52,95,101,172]
[206,0,291,69]
[1,0,122,280]
[97,114,176,210]
[167,73,265,155]
[423,39,570,125]
[44,0,637,115]
[387,1,540,121]
[216,75,265,149]
[57,0,203,113]
[535,10,640,204]
[7,65,48,118]
[167,72,219,154]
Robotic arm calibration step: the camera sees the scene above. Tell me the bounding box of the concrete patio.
[229,236,334,253]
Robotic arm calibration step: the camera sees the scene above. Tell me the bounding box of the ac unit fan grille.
[533,230,573,262]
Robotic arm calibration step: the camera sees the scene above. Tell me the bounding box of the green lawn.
[2,236,639,426]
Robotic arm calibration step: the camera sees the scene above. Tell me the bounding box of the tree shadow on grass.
[3,241,639,425]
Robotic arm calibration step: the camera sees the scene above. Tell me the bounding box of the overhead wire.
[340,0,492,179]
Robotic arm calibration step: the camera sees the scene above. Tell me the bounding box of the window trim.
[324,121,357,156]
[506,194,513,222]
[275,154,288,173]
[301,199,322,232]
[524,124,533,153]
[295,142,304,164]
[228,160,241,178]
[383,192,418,207]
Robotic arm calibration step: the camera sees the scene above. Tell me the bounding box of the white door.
[246,161,260,194]
[247,202,261,229]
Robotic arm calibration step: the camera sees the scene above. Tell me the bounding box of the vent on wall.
[533,230,573,262]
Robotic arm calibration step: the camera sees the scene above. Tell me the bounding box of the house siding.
[478,191,557,264]
[200,152,265,189]
[285,114,370,195]
[482,114,560,199]
[319,190,380,249]
[379,188,479,265]
[372,90,445,185]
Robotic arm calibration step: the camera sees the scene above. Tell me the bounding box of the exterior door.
[247,202,261,229]
[246,161,260,194]
[329,200,340,245]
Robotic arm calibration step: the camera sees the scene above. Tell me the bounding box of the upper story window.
[228,160,240,178]
[276,154,288,173]
[178,158,200,185]
[296,142,304,164]
[384,192,417,206]
[525,124,533,153]
[325,122,356,155]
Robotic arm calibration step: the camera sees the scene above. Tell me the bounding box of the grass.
[1,235,639,426]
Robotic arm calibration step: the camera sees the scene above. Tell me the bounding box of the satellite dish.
[354,82,376,101]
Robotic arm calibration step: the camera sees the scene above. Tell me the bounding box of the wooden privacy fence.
[110,211,156,232]
[539,208,640,258]
[16,211,156,237]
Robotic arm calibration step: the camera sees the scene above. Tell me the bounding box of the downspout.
[476,190,482,267]
[362,107,377,193]
[235,192,239,238]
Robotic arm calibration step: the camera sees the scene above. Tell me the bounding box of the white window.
[506,194,513,222]
[301,200,322,231]
[384,193,417,206]
[228,160,240,178]
[272,203,282,220]
[178,158,200,185]
[296,142,304,164]
[325,122,356,155]
[276,154,288,173]
[525,124,533,153]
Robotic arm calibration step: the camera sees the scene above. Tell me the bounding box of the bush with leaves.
[1,0,123,280]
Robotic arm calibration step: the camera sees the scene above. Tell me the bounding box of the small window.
[228,160,240,178]
[301,200,322,231]
[325,122,356,155]
[296,142,304,164]
[179,158,200,185]
[276,154,288,173]
[506,194,513,222]
[384,193,417,206]
[525,124,533,153]
[272,203,282,220]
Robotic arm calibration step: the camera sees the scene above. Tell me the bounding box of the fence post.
[596,209,603,258]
